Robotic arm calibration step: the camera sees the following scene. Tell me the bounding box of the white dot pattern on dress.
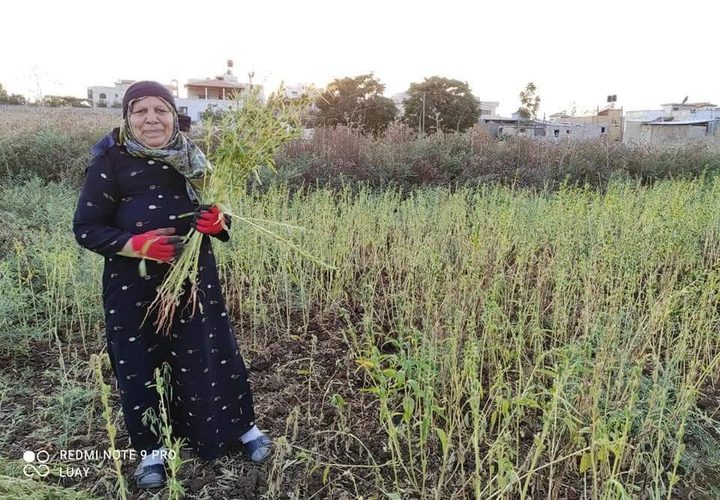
[84,156,256,457]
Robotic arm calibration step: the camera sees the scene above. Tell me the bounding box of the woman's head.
[122,81,178,148]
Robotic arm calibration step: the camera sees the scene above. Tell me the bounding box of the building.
[624,101,720,142]
[283,83,318,100]
[477,100,499,118]
[87,61,261,123]
[177,61,263,122]
[490,121,607,140]
[87,80,137,108]
[87,80,179,109]
[547,107,623,142]
[635,120,720,142]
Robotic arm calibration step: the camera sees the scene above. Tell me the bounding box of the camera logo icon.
[23,450,51,478]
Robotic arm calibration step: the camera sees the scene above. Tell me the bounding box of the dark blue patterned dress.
[73,132,256,460]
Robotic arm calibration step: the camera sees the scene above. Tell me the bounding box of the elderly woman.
[73,81,271,489]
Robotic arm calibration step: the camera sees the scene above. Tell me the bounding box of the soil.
[0,318,386,499]
[3,325,720,499]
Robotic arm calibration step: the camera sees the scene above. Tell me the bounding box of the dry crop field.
[1,107,720,499]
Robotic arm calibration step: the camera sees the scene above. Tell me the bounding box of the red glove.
[129,228,184,262]
[192,204,227,235]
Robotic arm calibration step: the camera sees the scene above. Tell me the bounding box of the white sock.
[240,425,263,444]
[139,446,166,466]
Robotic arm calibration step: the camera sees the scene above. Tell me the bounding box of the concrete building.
[177,61,264,122]
[283,83,318,99]
[491,121,606,140]
[636,120,720,142]
[624,101,720,142]
[549,107,623,142]
[87,80,139,108]
[477,100,499,118]
[87,62,262,123]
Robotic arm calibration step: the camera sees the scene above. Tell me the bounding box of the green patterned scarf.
[119,99,212,202]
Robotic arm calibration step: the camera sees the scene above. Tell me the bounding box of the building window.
[99,93,106,99]
[601,127,606,133]
[179,106,188,114]
[554,129,560,137]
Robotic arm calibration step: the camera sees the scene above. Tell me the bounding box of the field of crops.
[1,108,720,499]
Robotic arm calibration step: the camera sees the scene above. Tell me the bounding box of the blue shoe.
[244,435,272,463]
[133,463,166,489]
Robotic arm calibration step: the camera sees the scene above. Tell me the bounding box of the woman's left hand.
[192,204,227,235]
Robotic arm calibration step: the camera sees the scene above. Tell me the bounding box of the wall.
[176,98,241,122]
[87,85,129,108]
[639,123,709,142]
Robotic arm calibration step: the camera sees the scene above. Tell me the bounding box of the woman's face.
[128,96,175,148]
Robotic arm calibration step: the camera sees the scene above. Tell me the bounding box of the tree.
[315,74,397,135]
[517,82,541,122]
[0,83,26,105]
[403,76,479,133]
[41,95,90,107]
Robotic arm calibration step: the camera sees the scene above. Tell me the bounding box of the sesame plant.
[213,179,720,497]
[142,362,186,500]
[3,127,720,496]
[145,87,312,334]
[91,353,128,500]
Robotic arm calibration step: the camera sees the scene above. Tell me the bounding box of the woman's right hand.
[120,227,185,262]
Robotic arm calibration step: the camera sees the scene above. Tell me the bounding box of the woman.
[73,81,271,489]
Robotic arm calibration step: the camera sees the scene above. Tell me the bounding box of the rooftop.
[185,79,247,90]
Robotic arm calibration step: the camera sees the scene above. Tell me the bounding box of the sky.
[2,0,718,117]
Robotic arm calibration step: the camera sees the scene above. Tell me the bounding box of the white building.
[625,101,720,141]
[477,100,499,118]
[87,62,262,123]
[284,83,317,99]
[86,80,140,108]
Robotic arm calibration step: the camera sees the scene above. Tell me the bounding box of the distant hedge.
[2,121,720,192]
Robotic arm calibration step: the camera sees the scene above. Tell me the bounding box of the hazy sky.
[2,0,718,117]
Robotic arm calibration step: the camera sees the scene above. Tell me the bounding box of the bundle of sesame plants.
[145,87,311,334]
